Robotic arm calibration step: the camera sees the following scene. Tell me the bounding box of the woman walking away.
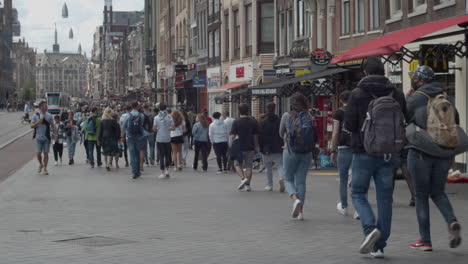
[170,110,186,171]
[192,114,209,172]
[112,112,122,168]
[280,93,316,220]
[181,110,192,167]
[98,107,121,171]
[52,115,65,166]
[209,112,229,173]
[65,111,80,165]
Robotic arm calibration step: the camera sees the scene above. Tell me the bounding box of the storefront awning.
[332,15,468,64]
[215,81,250,90]
[250,67,349,90]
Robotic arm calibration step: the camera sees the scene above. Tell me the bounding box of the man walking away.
[52,115,65,166]
[122,102,145,179]
[344,57,408,258]
[120,105,131,167]
[153,103,174,179]
[84,107,102,168]
[209,112,229,173]
[331,91,355,217]
[143,104,155,166]
[406,66,462,251]
[31,101,54,175]
[230,104,259,192]
[259,102,285,192]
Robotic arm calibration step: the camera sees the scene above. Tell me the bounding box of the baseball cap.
[409,65,434,82]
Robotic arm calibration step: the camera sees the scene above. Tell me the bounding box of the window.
[370,0,380,30]
[224,13,229,60]
[259,2,274,53]
[279,12,285,56]
[287,9,293,53]
[434,0,455,4]
[390,0,402,16]
[342,0,350,35]
[297,0,305,37]
[234,10,240,58]
[305,10,312,38]
[355,0,365,33]
[410,0,427,12]
[209,0,214,15]
[245,5,252,56]
[209,31,214,59]
[215,29,220,58]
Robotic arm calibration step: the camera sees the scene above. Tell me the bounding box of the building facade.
[0,0,14,106]
[12,38,36,102]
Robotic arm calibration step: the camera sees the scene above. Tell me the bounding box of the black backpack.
[128,114,143,137]
[32,113,51,140]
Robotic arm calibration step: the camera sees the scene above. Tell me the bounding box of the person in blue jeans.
[344,57,408,258]
[122,101,145,179]
[331,91,356,217]
[279,93,315,221]
[406,65,462,251]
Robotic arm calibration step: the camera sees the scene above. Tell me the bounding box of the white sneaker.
[370,249,384,258]
[265,186,273,191]
[173,167,178,172]
[158,174,166,179]
[293,212,304,221]
[354,211,360,220]
[54,161,58,166]
[238,178,248,190]
[337,202,348,216]
[291,199,302,218]
[359,228,381,254]
[245,185,252,192]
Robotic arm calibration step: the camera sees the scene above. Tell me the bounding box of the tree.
[22,79,32,101]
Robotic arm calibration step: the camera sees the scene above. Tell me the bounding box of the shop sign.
[263,70,277,83]
[419,45,450,73]
[252,88,277,96]
[387,60,402,84]
[208,73,221,89]
[175,64,189,72]
[311,49,333,66]
[236,67,245,78]
[193,75,206,88]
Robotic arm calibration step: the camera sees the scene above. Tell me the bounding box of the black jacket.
[259,113,283,154]
[406,82,459,130]
[98,119,121,141]
[344,75,408,153]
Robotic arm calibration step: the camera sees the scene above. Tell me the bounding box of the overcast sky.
[14,0,144,57]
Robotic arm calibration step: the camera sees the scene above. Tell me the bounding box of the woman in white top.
[170,110,186,171]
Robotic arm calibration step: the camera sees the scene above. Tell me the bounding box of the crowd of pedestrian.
[29,57,464,259]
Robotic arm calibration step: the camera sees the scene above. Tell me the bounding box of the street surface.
[0,146,467,264]
[0,111,32,148]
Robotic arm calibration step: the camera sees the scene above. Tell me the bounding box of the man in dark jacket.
[406,65,462,251]
[259,103,285,192]
[344,57,408,258]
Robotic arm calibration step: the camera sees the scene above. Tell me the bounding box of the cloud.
[14,0,144,56]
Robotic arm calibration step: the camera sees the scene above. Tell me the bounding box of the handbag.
[406,123,468,158]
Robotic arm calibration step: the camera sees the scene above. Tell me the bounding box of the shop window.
[355,0,365,33]
[369,0,380,30]
[342,0,350,35]
[258,2,274,54]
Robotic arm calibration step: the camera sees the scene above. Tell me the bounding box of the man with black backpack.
[84,107,102,168]
[331,91,356,218]
[31,101,55,175]
[122,101,146,179]
[344,57,408,258]
[143,104,156,166]
[406,66,462,251]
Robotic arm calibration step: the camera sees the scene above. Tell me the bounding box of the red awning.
[332,15,468,64]
[215,81,249,90]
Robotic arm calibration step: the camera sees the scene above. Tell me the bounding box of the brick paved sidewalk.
[0,146,467,264]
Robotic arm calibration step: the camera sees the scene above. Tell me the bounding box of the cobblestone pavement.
[0,146,467,264]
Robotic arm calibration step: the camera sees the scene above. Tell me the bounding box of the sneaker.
[38,165,43,174]
[165,171,170,178]
[359,228,381,254]
[292,213,304,221]
[90,164,95,169]
[291,199,302,218]
[238,178,249,190]
[448,222,462,248]
[337,202,348,216]
[354,211,360,220]
[265,186,273,191]
[411,238,433,251]
[217,169,223,174]
[245,185,252,192]
[158,174,166,179]
[150,159,155,165]
[43,169,49,176]
[132,173,141,179]
[173,167,178,172]
[69,159,73,165]
[370,249,384,258]
[178,166,183,171]
[279,179,285,193]
[54,161,58,166]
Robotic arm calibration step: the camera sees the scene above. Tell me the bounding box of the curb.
[0,129,33,150]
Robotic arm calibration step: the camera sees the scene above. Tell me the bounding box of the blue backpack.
[287,111,315,154]
[86,117,97,135]
[128,114,143,137]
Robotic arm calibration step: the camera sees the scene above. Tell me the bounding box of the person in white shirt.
[209,112,229,173]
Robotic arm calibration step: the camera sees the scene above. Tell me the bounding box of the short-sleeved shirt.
[333,108,351,147]
[230,117,258,152]
[31,112,53,141]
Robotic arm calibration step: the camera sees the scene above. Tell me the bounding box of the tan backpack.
[417,91,459,148]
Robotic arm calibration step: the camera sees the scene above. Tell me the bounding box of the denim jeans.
[407,149,457,245]
[338,147,353,208]
[127,137,144,175]
[147,133,156,163]
[352,153,399,251]
[283,149,312,203]
[66,136,76,159]
[87,140,101,166]
[263,153,284,187]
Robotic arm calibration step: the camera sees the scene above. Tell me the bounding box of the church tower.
[52,24,60,53]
